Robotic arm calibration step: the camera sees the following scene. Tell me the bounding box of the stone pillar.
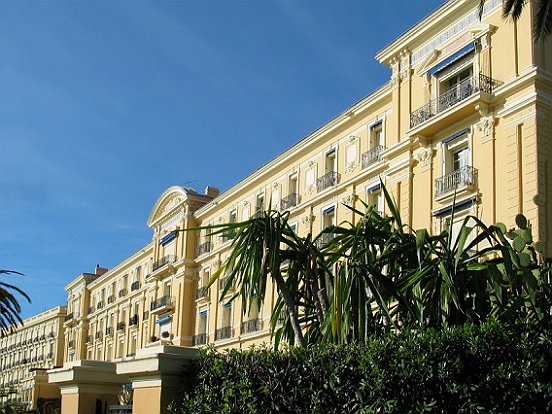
[117,345,197,414]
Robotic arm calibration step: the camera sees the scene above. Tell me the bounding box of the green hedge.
[171,320,552,413]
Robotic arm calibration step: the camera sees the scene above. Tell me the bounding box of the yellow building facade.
[44,1,552,413]
[0,306,66,412]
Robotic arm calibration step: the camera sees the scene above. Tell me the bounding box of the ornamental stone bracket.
[475,103,495,137]
[341,193,358,208]
[345,161,358,173]
[413,145,434,167]
[301,213,315,227]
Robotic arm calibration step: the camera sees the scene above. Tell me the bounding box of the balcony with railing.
[95,332,103,340]
[107,295,115,304]
[315,232,335,249]
[153,254,175,272]
[129,314,139,327]
[130,281,141,291]
[215,326,234,341]
[97,301,105,310]
[85,335,92,343]
[280,193,299,211]
[64,313,74,323]
[87,306,95,315]
[150,295,175,314]
[362,145,385,169]
[118,288,127,298]
[105,327,113,336]
[196,286,210,300]
[241,318,262,335]
[68,340,75,349]
[317,171,341,192]
[197,241,213,256]
[434,166,478,199]
[116,322,126,331]
[192,333,208,346]
[147,255,176,280]
[219,276,235,292]
[410,73,502,135]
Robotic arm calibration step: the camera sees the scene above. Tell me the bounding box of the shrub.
[170,319,552,413]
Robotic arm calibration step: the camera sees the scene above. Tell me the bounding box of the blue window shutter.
[160,231,177,245]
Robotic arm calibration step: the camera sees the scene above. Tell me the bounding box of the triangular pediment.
[147,186,190,228]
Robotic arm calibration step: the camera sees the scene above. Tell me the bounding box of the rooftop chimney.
[204,186,220,198]
[95,265,108,276]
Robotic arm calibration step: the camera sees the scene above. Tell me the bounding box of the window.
[255,193,265,214]
[367,185,384,214]
[222,303,232,328]
[324,149,336,175]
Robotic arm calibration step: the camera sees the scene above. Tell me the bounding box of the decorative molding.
[345,161,358,173]
[414,146,433,167]
[475,103,495,137]
[305,184,315,195]
[301,214,315,227]
[341,193,357,207]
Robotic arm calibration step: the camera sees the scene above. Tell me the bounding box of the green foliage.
[0,270,31,337]
[170,319,552,414]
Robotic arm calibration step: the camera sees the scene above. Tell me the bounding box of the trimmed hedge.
[170,320,552,413]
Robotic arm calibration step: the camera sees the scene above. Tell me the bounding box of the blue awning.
[323,206,335,215]
[223,302,232,308]
[160,231,177,245]
[289,224,297,231]
[428,43,475,76]
[155,315,171,325]
[442,128,470,144]
[368,183,381,193]
[433,196,478,217]
[199,310,207,317]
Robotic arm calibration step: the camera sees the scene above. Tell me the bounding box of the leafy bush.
[171,319,552,413]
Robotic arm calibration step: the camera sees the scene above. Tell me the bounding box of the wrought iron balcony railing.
[317,171,341,192]
[130,281,141,291]
[107,295,115,304]
[197,241,213,256]
[219,276,235,291]
[196,286,209,300]
[241,318,262,334]
[150,295,174,311]
[85,335,92,343]
[95,332,103,340]
[118,289,127,298]
[64,313,74,322]
[97,301,105,309]
[410,73,502,128]
[362,145,385,169]
[434,166,478,198]
[315,232,335,249]
[152,255,175,272]
[193,333,207,346]
[129,314,139,326]
[116,322,126,331]
[215,326,234,341]
[68,340,75,348]
[105,327,113,336]
[87,306,95,315]
[280,193,299,211]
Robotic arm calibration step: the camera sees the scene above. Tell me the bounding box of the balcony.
[410,74,502,136]
[197,241,213,256]
[142,310,149,321]
[150,295,175,314]
[130,281,141,291]
[105,327,113,336]
[64,313,74,323]
[85,335,92,343]
[118,288,127,299]
[280,193,299,211]
[107,295,115,304]
[241,318,262,334]
[87,306,95,315]
[68,340,75,349]
[148,255,176,280]
[362,145,385,169]
[435,166,478,199]
[196,286,210,300]
[129,314,139,327]
[95,332,103,340]
[317,171,341,192]
[97,301,105,310]
[116,322,126,331]
[315,232,335,249]
[192,333,208,346]
[219,276,235,292]
[215,326,234,341]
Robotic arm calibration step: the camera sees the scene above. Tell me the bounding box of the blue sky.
[1,0,444,319]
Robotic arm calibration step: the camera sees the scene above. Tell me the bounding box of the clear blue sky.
[1,0,445,319]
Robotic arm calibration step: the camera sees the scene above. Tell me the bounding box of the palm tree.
[0,270,30,336]
[480,0,552,41]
